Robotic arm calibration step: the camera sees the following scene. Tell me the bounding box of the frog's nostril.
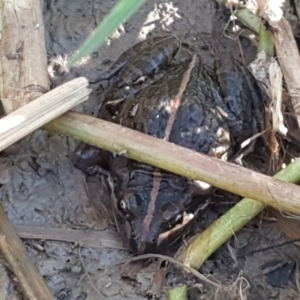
[132,231,141,243]
[151,238,156,244]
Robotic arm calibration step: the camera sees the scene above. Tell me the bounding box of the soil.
[1,0,300,299]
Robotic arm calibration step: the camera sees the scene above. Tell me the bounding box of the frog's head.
[110,161,210,254]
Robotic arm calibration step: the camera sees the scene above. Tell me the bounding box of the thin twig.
[78,245,107,299]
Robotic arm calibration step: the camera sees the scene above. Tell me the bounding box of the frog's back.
[108,55,231,160]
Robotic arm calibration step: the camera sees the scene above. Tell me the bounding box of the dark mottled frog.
[74,49,265,254]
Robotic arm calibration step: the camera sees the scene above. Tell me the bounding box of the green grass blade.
[68,0,145,67]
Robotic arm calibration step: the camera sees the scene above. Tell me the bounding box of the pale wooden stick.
[0,0,49,113]
[271,17,300,126]
[0,205,55,300]
[45,112,300,216]
[0,77,91,151]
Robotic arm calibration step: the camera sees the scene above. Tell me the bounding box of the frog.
[73,44,266,254]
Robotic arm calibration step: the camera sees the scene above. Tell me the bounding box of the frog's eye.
[118,199,132,220]
[119,199,127,211]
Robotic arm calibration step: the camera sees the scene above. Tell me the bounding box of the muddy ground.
[1,0,300,299]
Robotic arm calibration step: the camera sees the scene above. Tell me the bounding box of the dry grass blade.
[269,59,287,135]
[124,254,221,288]
[78,246,106,299]
[126,254,249,298]
[14,225,124,250]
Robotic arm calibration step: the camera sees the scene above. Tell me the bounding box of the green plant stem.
[180,156,300,269]
[235,8,261,34]
[168,285,188,300]
[258,23,274,57]
[69,0,145,66]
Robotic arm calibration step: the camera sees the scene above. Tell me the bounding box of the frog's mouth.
[110,190,197,254]
[108,170,210,254]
